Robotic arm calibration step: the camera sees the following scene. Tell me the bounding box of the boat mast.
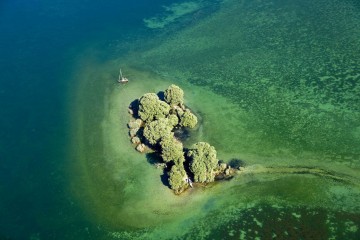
[119,68,123,80]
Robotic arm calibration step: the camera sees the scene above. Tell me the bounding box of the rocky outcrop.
[131,136,141,144]
[129,127,139,137]
[136,143,146,153]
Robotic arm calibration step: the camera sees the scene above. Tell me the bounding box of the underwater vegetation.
[143,1,204,29]
[70,0,360,238]
[133,0,360,162]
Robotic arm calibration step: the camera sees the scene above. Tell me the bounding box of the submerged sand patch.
[69,59,360,238]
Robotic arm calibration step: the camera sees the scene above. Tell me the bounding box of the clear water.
[1,0,360,239]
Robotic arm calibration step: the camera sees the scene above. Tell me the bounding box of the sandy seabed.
[68,61,360,239]
[67,0,360,238]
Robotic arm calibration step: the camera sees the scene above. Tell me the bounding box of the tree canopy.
[167,114,179,127]
[143,118,173,145]
[160,134,185,165]
[168,164,188,193]
[187,142,218,183]
[138,93,170,122]
[164,84,184,106]
[179,109,198,128]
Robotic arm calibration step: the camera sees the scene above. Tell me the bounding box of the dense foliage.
[164,84,184,106]
[160,134,185,165]
[127,85,231,194]
[179,109,198,128]
[167,114,179,127]
[188,142,218,183]
[139,93,170,122]
[168,164,188,194]
[143,118,173,145]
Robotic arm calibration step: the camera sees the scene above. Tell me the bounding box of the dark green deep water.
[1,0,360,239]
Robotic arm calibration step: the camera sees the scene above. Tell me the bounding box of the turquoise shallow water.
[0,0,178,239]
[1,0,360,239]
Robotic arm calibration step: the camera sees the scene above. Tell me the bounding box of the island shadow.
[157,91,165,101]
[228,158,246,168]
[173,127,191,142]
[129,99,139,118]
[145,152,171,189]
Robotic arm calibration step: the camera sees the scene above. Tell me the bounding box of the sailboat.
[118,68,129,83]
[186,177,193,188]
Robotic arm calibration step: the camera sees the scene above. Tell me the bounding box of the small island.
[127,84,237,194]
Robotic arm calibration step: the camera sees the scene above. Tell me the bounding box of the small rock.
[180,103,186,110]
[136,143,146,153]
[131,136,141,144]
[225,168,230,176]
[128,108,134,115]
[219,163,227,171]
[135,118,143,127]
[155,163,167,169]
[129,128,139,137]
[128,120,139,129]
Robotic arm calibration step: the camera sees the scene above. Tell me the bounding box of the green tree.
[168,164,188,194]
[164,84,184,106]
[167,114,179,127]
[138,93,170,122]
[180,109,198,128]
[160,134,185,165]
[187,142,218,183]
[143,118,173,145]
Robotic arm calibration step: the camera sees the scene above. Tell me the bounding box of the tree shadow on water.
[145,152,171,189]
[161,170,171,189]
[157,91,165,101]
[228,158,246,168]
[129,99,139,118]
[145,152,162,165]
[174,127,191,142]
